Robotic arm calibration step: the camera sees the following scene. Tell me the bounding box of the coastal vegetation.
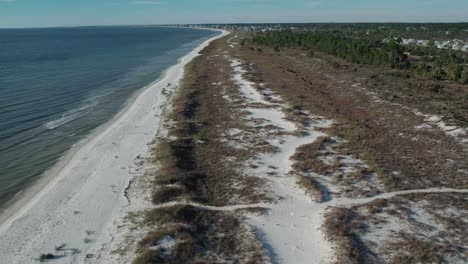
[233,28,468,262]
[132,44,268,263]
[252,28,468,83]
[14,25,466,264]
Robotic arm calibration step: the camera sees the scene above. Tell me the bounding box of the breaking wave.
[44,101,97,130]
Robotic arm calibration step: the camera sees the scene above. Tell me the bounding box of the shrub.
[38,253,56,262]
[240,39,246,47]
[460,72,468,84]
[430,84,444,93]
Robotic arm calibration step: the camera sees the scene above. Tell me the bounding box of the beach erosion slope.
[0,29,228,264]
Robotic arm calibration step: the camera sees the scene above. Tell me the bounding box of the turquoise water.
[0,26,215,209]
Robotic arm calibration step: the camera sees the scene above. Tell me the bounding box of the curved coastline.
[0,28,228,263]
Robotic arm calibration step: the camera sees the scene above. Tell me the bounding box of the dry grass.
[238,37,468,191]
[291,133,384,198]
[132,32,468,263]
[132,36,269,263]
[233,34,468,263]
[296,175,327,202]
[292,136,336,174]
[389,233,443,264]
[136,205,266,264]
[323,192,468,264]
[323,207,375,264]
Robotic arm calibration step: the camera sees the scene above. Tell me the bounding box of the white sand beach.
[0,29,228,264]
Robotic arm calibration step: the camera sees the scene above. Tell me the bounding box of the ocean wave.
[44,101,97,130]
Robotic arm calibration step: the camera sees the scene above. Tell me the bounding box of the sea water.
[0,26,215,210]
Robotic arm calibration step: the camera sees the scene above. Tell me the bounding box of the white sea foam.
[43,101,97,130]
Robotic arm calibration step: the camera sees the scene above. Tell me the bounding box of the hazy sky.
[0,0,467,28]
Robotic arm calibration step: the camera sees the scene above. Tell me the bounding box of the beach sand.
[0,28,228,264]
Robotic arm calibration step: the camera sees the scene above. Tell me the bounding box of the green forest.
[252,30,468,84]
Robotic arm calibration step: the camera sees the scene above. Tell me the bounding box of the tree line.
[251,31,468,84]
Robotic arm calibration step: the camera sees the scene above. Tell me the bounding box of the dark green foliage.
[252,30,467,83]
[253,31,411,69]
[460,71,468,84]
[430,84,444,93]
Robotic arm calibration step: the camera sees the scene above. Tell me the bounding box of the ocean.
[0,26,215,210]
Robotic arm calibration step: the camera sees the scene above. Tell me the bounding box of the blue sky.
[0,0,467,28]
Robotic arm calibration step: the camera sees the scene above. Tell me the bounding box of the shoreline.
[0,28,228,263]
[0,27,219,227]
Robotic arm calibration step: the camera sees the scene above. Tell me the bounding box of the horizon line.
[1,21,468,30]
